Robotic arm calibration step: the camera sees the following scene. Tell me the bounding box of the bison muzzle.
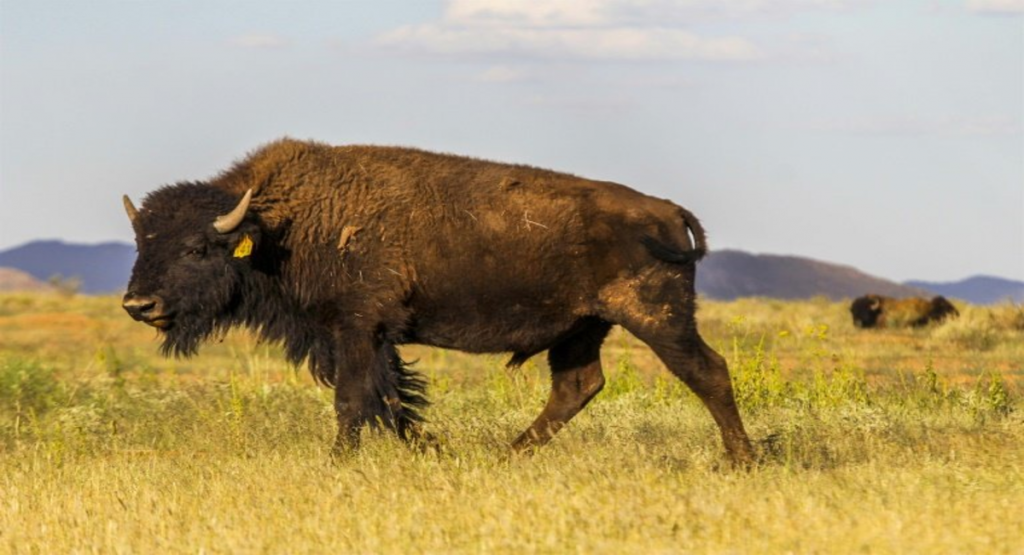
[121,139,754,464]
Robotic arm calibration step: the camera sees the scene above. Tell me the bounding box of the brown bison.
[121,138,753,463]
[850,294,959,328]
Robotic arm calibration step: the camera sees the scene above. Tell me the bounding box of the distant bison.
[850,294,959,328]
[120,138,754,464]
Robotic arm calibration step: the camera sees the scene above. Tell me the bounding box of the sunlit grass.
[1,293,1022,553]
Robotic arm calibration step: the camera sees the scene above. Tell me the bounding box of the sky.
[1,0,1022,282]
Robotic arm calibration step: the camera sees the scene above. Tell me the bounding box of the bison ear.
[233,234,254,259]
[230,226,261,259]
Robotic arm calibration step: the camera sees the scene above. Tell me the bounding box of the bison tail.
[641,207,708,264]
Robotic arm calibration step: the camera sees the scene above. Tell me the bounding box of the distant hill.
[696,250,927,301]
[0,240,1019,303]
[0,240,135,294]
[0,267,57,293]
[906,276,1024,305]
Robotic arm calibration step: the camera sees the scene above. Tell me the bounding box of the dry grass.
[1,293,1022,554]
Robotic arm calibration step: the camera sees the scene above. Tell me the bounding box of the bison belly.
[405,230,595,354]
[409,298,585,354]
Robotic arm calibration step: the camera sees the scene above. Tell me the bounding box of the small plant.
[651,374,688,404]
[895,360,954,411]
[486,357,540,407]
[730,335,787,410]
[930,308,1001,351]
[603,356,645,399]
[0,358,63,420]
[922,360,941,395]
[0,358,70,448]
[809,361,870,408]
[46,274,82,297]
[979,371,1012,418]
[95,345,126,390]
[990,303,1024,331]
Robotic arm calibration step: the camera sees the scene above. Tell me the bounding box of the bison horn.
[123,195,140,225]
[213,189,253,234]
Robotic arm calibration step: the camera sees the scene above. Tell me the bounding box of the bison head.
[122,184,259,356]
[850,294,884,328]
[924,296,959,325]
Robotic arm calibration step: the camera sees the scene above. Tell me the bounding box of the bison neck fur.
[123,138,754,463]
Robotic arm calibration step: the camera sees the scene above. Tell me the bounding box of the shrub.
[0,358,64,420]
[929,308,1001,351]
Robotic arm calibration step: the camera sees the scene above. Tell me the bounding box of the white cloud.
[447,0,611,28]
[375,1,788,63]
[229,34,290,49]
[477,65,533,83]
[378,24,762,62]
[374,0,883,62]
[442,0,873,27]
[966,0,1024,14]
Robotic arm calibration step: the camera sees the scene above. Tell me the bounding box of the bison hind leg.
[649,335,754,465]
[599,273,754,465]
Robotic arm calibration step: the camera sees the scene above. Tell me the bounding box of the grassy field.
[1,292,1022,554]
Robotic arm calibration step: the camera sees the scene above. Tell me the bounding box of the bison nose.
[122,294,167,324]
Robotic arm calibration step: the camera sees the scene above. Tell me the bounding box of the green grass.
[1,294,1022,553]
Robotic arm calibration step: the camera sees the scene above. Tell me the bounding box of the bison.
[121,138,754,464]
[850,294,959,328]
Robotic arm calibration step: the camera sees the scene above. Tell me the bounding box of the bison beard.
[121,138,754,464]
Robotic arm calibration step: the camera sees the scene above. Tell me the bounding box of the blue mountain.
[1,240,1020,303]
[906,276,1024,305]
[0,240,135,294]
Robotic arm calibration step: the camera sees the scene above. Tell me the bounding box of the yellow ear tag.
[233,234,254,258]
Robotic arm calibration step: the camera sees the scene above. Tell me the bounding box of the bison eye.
[185,245,207,258]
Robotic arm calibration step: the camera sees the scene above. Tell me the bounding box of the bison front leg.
[330,334,381,455]
[329,332,430,456]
